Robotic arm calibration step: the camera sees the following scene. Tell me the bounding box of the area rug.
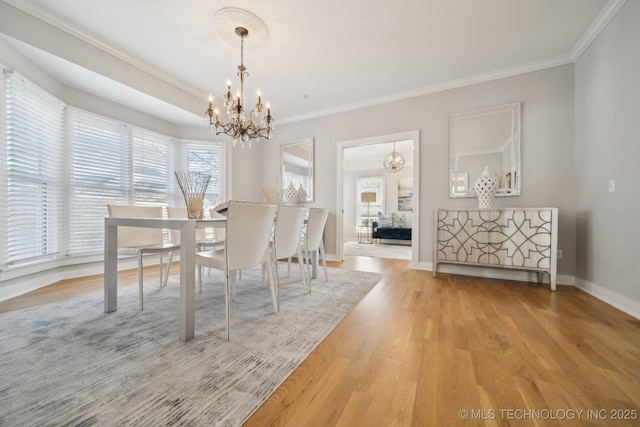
[343,241,412,260]
[0,266,381,426]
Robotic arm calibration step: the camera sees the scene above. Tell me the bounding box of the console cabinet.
[433,208,558,290]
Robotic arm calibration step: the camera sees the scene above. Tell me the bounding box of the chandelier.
[205,26,274,147]
[383,141,405,173]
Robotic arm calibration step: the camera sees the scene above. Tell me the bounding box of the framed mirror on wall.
[449,102,521,198]
[281,137,314,202]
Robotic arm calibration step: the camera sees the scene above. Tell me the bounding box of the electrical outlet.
[557,249,563,259]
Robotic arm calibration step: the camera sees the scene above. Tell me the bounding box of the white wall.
[264,65,577,277]
[574,0,640,315]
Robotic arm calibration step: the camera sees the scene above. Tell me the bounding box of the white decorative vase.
[297,184,307,203]
[473,167,499,208]
[282,182,298,206]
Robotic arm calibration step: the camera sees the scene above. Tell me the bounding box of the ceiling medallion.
[213,8,269,49]
[206,9,273,147]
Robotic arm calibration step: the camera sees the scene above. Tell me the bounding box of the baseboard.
[0,256,173,302]
[417,262,638,320]
[574,277,640,320]
[414,262,574,286]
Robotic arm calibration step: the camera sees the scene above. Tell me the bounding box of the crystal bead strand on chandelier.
[205,26,274,148]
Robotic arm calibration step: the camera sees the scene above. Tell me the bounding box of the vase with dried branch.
[262,187,283,205]
[175,171,211,219]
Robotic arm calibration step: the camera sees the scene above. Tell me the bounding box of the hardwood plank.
[2,256,640,427]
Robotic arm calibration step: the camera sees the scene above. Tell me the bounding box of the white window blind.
[1,68,228,273]
[2,70,65,267]
[66,107,130,256]
[133,128,175,208]
[185,142,224,209]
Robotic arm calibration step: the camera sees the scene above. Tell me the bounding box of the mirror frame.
[280,137,314,202]
[449,102,521,198]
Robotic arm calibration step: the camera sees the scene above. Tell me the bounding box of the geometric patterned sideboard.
[433,208,558,290]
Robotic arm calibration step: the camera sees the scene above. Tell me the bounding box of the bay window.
[1,68,225,274]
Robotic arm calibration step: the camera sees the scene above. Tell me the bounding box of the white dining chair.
[267,206,309,293]
[302,208,329,283]
[209,208,227,242]
[166,207,224,271]
[106,204,180,310]
[196,201,278,340]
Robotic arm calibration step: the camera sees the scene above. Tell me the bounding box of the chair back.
[273,206,307,259]
[166,206,207,243]
[225,201,278,271]
[107,204,164,248]
[304,208,329,251]
[209,208,227,241]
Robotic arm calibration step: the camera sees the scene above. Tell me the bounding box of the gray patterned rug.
[0,266,381,426]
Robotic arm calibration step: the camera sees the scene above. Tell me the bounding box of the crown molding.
[279,55,572,125]
[4,0,627,126]
[3,0,205,100]
[280,0,628,126]
[570,0,628,61]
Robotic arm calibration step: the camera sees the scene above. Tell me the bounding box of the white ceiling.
[0,0,620,127]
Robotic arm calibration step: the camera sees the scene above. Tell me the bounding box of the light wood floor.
[2,257,640,426]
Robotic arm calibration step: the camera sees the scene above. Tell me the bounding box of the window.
[356,176,384,226]
[66,110,177,256]
[452,172,468,195]
[183,141,225,211]
[132,127,175,207]
[1,68,226,272]
[2,70,65,266]
[66,108,130,256]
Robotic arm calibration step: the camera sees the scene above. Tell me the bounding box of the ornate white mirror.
[449,102,521,198]
[281,137,314,202]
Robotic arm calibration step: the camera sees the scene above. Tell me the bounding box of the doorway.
[335,131,420,267]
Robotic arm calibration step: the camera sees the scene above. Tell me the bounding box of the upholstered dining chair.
[196,201,278,340]
[302,208,330,283]
[267,206,309,294]
[106,204,180,310]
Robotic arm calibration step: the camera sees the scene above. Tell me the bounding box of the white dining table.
[104,217,226,342]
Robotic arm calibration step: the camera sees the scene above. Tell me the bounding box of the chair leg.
[287,257,291,278]
[231,271,237,299]
[198,265,203,293]
[159,253,164,286]
[297,250,309,294]
[264,254,279,313]
[224,271,231,340]
[163,252,173,287]
[320,241,328,282]
[138,252,144,310]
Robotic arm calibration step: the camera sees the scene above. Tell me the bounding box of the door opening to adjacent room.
[337,133,419,264]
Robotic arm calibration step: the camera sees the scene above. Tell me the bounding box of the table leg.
[104,221,118,313]
[179,221,196,341]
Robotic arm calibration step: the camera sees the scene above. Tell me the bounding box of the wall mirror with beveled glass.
[281,137,314,202]
[449,102,521,198]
